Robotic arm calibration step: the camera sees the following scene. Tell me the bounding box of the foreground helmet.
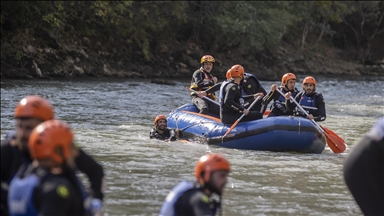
[29,120,74,164]
[225,69,232,79]
[154,115,167,125]
[14,95,54,121]
[200,55,215,64]
[229,65,244,79]
[281,73,296,85]
[195,153,230,185]
[302,76,316,87]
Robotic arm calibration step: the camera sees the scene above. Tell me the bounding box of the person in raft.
[219,64,264,124]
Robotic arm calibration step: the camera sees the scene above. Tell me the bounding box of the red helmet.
[302,76,316,87]
[281,73,296,84]
[29,120,74,164]
[195,153,230,185]
[154,115,167,125]
[14,95,54,121]
[229,65,244,79]
[200,55,215,64]
[225,69,232,79]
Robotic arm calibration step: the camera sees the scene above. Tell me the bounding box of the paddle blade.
[223,120,240,139]
[321,126,346,153]
[263,110,271,116]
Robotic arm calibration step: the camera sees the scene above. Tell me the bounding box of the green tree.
[214,1,295,52]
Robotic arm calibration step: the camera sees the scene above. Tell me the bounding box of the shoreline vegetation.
[1,2,383,80]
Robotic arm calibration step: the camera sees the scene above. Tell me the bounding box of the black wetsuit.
[1,140,104,216]
[343,119,384,216]
[241,73,267,113]
[175,188,218,216]
[220,80,262,124]
[262,86,299,117]
[8,164,84,216]
[149,128,177,141]
[286,91,326,121]
[190,68,220,115]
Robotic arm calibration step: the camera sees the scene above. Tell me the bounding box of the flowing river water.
[1,75,383,216]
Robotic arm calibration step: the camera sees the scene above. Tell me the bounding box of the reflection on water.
[1,75,383,215]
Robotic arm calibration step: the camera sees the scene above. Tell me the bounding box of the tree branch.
[357,2,365,37]
[377,10,384,27]
[369,10,384,40]
[341,15,360,44]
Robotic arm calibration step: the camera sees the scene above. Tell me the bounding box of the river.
[1,75,383,216]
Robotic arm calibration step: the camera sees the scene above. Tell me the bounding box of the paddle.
[185,86,220,106]
[222,95,262,141]
[263,110,271,116]
[275,88,346,153]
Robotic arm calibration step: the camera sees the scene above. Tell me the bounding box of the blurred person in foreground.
[343,117,384,216]
[160,153,230,216]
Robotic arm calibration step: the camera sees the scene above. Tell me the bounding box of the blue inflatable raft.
[167,103,326,154]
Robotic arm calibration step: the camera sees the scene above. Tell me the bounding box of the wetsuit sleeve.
[286,92,301,111]
[314,93,326,121]
[75,148,104,200]
[1,141,12,216]
[36,180,74,216]
[224,84,244,112]
[343,135,384,216]
[205,82,222,94]
[243,78,266,95]
[1,141,12,183]
[192,71,215,89]
[165,128,177,141]
[262,89,278,106]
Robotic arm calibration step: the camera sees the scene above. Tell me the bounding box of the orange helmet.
[14,95,54,121]
[302,76,316,87]
[200,55,215,64]
[281,73,296,84]
[195,153,230,185]
[29,120,74,164]
[154,115,167,125]
[225,69,232,79]
[229,64,244,79]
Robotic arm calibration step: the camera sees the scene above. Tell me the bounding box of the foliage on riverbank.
[1,1,383,80]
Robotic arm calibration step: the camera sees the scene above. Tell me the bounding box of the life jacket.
[296,92,319,117]
[8,166,88,216]
[273,86,298,113]
[8,166,48,216]
[241,73,265,96]
[190,68,217,100]
[160,180,195,216]
[150,128,175,141]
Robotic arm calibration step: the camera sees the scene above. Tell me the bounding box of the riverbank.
[1,30,383,80]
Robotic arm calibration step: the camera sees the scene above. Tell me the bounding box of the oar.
[185,86,220,106]
[222,95,262,141]
[275,88,346,153]
[263,110,271,116]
